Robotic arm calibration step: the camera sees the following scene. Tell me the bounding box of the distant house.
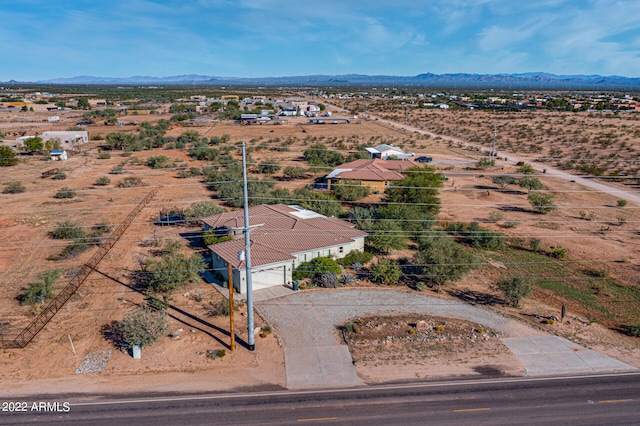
[326,158,419,193]
[202,204,367,293]
[50,150,67,161]
[365,144,413,160]
[17,131,88,151]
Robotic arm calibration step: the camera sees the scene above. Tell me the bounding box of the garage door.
[252,266,286,291]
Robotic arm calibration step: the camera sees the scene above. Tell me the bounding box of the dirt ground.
[1,106,639,396]
[343,315,525,382]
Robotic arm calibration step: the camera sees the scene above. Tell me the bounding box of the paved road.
[4,373,640,425]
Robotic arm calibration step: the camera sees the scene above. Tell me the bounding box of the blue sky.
[2,0,639,80]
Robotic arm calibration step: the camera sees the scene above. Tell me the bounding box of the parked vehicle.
[415,156,433,163]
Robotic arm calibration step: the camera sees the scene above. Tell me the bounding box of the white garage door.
[252,266,286,290]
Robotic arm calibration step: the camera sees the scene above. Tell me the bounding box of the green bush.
[0,145,19,166]
[528,193,557,214]
[203,231,233,246]
[117,177,145,188]
[97,152,111,159]
[336,250,374,267]
[52,172,67,180]
[184,201,225,220]
[118,308,169,347]
[316,272,339,288]
[3,181,25,194]
[18,282,53,305]
[369,259,402,285]
[293,257,342,280]
[617,199,628,208]
[495,277,533,307]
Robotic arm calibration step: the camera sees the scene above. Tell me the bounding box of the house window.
[217,254,220,261]
[323,249,330,257]
[313,251,319,258]
[301,253,307,262]
[339,246,344,254]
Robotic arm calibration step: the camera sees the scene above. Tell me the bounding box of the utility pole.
[491,122,497,161]
[228,264,235,351]
[241,141,255,351]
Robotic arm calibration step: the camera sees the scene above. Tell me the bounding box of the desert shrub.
[18,282,52,305]
[118,308,169,347]
[476,157,495,169]
[503,220,520,228]
[617,199,628,208]
[293,257,342,280]
[413,236,478,288]
[339,274,355,285]
[97,152,111,159]
[331,180,371,201]
[627,325,640,337]
[550,245,567,259]
[207,349,226,359]
[184,201,225,220]
[528,193,557,214]
[316,272,339,288]
[206,299,239,316]
[109,165,124,174]
[58,240,91,258]
[256,161,281,174]
[336,250,373,267]
[18,269,62,305]
[529,238,541,252]
[3,181,25,194]
[142,251,205,293]
[203,231,233,246]
[495,277,533,307]
[282,166,307,180]
[446,221,503,250]
[117,177,145,188]
[52,172,67,180]
[518,176,544,193]
[517,163,535,174]
[94,176,111,186]
[369,259,402,285]
[51,221,85,240]
[146,155,171,169]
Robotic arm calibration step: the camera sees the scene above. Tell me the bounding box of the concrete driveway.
[256,288,636,389]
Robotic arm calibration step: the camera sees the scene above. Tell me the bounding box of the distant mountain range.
[5,72,640,89]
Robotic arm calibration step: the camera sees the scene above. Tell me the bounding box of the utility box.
[132,344,141,359]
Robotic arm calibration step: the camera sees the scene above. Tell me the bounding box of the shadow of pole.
[91,268,249,350]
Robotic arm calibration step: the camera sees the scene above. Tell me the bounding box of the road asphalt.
[255,287,637,389]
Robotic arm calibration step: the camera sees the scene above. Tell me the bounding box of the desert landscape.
[1,88,639,396]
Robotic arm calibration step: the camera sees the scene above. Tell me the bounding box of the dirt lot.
[1,105,639,395]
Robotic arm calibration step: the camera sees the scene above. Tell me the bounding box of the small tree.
[492,175,517,189]
[517,162,535,174]
[413,236,478,289]
[476,157,495,169]
[256,161,281,174]
[518,176,544,193]
[369,259,402,285]
[118,308,168,347]
[528,193,557,214]
[0,146,19,166]
[495,277,533,307]
[23,137,44,153]
[617,199,628,208]
[144,251,204,294]
[331,180,371,201]
[282,166,307,180]
[184,201,225,220]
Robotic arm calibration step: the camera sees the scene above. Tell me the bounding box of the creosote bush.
[118,308,169,347]
[55,187,76,199]
[3,181,25,194]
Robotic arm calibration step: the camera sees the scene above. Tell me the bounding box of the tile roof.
[327,159,420,182]
[204,204,367,268]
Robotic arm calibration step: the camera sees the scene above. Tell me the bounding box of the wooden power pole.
[228,264,236,351]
